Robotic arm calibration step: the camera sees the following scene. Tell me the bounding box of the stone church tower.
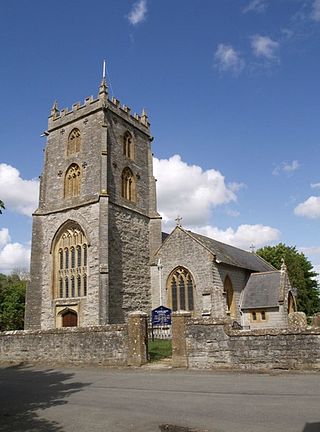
[25,79,162,330]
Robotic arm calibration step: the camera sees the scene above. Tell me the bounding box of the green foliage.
[257,243,320,316]
[0,273,26,331]
[148,339,172,362]
[0,200,4,214]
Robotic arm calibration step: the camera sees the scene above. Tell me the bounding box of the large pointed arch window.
[121,167,136,202]
[224,275,237,319]
[123,131,134,160]
[67,128,81,155]
[167,267,194,312]
[64,163,81,198]
[53,224,88,299]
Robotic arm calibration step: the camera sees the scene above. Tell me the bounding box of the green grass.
[148,339,172,362]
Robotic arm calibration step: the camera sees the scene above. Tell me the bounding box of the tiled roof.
[187,231,274,272]
[241,271,281,309]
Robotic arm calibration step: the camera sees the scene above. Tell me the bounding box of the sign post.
[151,306,172,341]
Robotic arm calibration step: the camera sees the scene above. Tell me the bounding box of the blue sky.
[1,0,320,274]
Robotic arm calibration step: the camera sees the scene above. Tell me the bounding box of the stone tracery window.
[121,167,136,202]
[67,128,81,155]
[53,225,88,299]
[64,163,81,198]
[167,267,194,312]
[123,131,134,159]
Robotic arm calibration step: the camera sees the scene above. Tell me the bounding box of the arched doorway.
[224,276,237,319]
[62,310,78,327]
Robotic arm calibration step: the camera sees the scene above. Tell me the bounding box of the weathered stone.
[172,311,191,368]
[312,313,320,328]
[127,312,148,366]
[288,312,307,330]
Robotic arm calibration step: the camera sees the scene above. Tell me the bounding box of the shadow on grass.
[0,364,89,431]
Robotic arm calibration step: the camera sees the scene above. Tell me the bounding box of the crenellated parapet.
[48,79,151,133]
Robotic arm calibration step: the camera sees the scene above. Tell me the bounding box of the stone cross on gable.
[250,244,255,253]
[175,215,182,227]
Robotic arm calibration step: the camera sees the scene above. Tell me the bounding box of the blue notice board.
[151,306,172,326]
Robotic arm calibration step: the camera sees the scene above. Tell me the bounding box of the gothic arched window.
[224,275,237,319]
[53,224,88,299]
[64,163,81,198]
[123,131,134,160]
[167,267,194,312]
[67,128,81,155]
[121,167,136,202]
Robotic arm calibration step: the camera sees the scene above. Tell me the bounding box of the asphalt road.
[0,364,319,432]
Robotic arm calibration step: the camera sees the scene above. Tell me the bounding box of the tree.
[0,200,4,214]
[257,243,320,316]
[0,273,26,331]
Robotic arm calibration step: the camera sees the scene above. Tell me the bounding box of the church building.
[25,79,296,331]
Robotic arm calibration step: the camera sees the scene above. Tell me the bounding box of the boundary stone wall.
[0,312,148,367]
[172,314,320,371]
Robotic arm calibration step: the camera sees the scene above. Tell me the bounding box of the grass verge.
[148,339,172,362]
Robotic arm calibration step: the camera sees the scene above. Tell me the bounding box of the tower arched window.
[67,128,81,155]
[123,131,134,160]
[64,163,81,198]
[121,167,136,202]
[53,224,88,299]
[167,267,194,312]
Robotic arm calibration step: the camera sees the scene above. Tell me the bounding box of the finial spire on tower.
[50,100,59,117]
[99,60,108,102]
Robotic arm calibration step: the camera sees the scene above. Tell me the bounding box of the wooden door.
[62,310,78,327]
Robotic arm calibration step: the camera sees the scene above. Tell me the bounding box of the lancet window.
[167,267,194,312]
[121,167,136,202]
[67,128,81,155]
[64,163,81,198]
[123,131,134,159]
[53,225,88,299]
[224,275,237,319]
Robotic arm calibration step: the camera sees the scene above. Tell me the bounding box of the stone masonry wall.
[0,325,128,366]
[108,203,151,323]
[181,318,320,371]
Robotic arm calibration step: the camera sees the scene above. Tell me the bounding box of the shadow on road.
[302,423,320,432]
[0,364,89,432]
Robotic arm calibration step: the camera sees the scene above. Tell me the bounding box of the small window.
[77,275,81,297]
[67,128,81,155]
[65,277,69,298]
[121,167,136,202]
[64,163,81,198]
[71,276,75,297]
[59,278,63,298]
[65,248,69,269]
[123,131,134,159]
[261,311,266,320]
[252,311,257,321]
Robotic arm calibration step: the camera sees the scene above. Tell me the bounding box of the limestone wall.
[0,313,148,366]
[173,316,320,371]
[0,325,127,366]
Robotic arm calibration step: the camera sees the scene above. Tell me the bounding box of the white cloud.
[154,155,239,229]
[0,163,39,216]
[272,160,300,176]
[311,0,320,21]
[243,0,268,14]
[192,224,280,250]
[251,35,279,60]
[214,44,245,75]
[128,0,147,25]
[294,196,320,219]
[311,182,320,189]
[0,228,10,247]
[0,228,30,274]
